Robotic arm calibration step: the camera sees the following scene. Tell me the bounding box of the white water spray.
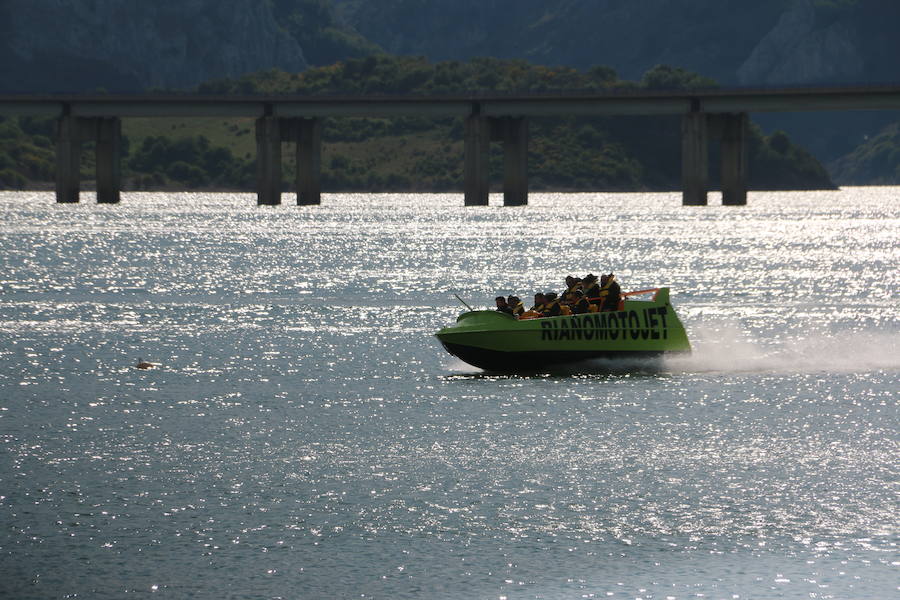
[667,320,900,374]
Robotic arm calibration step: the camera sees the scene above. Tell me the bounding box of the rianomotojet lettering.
[540,307,669,341]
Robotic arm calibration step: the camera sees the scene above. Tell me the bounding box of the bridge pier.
[96,117,122,204]
[295,118,322,206]
[255,116,322,206]
[682,111,749,206]
[464,115,490,206]
[720,113,748,206]
[681,112,709,206]
[55,115,121,203]
[255,116,282,206]
[499,117,528,206]
[55,116,82,203]
[465,114,529,206]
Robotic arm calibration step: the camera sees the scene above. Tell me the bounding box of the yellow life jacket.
[543,299,562,316]
[596,276,616,299]
[599,276,621,311]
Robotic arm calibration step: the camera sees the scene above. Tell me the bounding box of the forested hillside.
[0,57,833,192]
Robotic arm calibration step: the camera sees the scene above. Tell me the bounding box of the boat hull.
[439,341,665,372]
[435,288,690,372]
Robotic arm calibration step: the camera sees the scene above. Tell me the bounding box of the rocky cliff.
[336,0,899,86]
[336,0,787,83]
[0,0,307,92]
[738,0,864,85]
[4,0,897,93]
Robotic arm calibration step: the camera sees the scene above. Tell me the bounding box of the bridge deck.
[2,85,899,118]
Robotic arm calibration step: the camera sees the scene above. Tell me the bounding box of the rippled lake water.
[1,189,897,599]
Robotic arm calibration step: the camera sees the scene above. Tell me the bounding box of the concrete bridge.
[2,85,899,206]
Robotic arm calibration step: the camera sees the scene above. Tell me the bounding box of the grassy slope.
[123,117,257,161]
[123,116,465,190]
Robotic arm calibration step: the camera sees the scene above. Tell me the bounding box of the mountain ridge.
[4,0,899,94]
[0,0,307,93]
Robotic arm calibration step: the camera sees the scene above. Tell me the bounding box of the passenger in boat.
[542,292,562,317]
[564,275,581,294]
[596,274,609,308]
[507,295,525,317]
[495,296,514,315]
[530,292,547,313]
[571,289,592,314]
[600,273,622,312]
[582,274,602,311]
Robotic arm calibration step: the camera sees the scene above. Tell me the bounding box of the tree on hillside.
[641,65,717,90]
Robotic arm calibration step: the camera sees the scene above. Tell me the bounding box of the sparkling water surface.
[1,189,898,599]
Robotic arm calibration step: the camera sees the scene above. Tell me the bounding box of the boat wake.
[665,322,899,375]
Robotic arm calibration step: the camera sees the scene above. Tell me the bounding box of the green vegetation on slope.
[830,122,900,185]
[0,117,57,189]
[1,56,835,192]
[0,116,255,191]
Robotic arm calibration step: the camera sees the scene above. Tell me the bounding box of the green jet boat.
[435,287,691,371]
